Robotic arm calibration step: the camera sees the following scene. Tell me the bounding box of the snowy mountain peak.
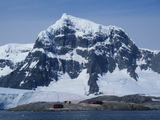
[61,13,70,19]
[42,14,123,39]
[36,14,128,54]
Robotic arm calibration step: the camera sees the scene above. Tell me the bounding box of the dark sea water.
[0,110,160,120]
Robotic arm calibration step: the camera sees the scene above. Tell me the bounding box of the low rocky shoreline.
[8,94,160,111]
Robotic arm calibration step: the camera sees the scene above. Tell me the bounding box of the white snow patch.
[58,48,88,64]
[20,63,28,70]
[31,48,45,53]
[0,66,13,77]
[37,69,90,96]
[47,52,56,58]
[136,58,146,66]
[152,98,160,101]
[29,61,39,68]
[55,34,65,38]
[19,81,25,86]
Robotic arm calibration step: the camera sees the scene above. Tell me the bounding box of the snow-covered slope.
[0,43,33,77]
[0,43,33,63]
[36,67,160,97]
[98,67,160,96]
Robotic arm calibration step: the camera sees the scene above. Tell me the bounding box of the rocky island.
[8,94,160,111]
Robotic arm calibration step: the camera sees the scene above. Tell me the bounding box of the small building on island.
[88,100,103,105]
[53,104,64,108]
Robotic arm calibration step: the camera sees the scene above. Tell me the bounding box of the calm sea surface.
[0,110,160,120]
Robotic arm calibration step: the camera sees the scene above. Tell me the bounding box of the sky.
[0,0,160,50]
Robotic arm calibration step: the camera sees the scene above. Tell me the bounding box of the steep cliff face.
[0,14,160,95]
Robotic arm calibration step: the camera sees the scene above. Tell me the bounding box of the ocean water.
[0,110,160,120]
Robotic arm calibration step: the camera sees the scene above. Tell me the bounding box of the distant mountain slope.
[0,43,33,77]
[0,14,160,95]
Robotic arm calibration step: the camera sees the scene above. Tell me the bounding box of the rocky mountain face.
[0,14,160,95]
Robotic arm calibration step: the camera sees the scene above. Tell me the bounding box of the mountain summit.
[0,14,160,95]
